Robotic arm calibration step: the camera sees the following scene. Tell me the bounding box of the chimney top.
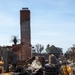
[22,8,28,10]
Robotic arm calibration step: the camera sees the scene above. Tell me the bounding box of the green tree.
[45,44,50,53]
[65,46,75,60]
[45,44,62,58]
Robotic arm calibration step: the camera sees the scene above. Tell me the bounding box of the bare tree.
[34,43,44,54]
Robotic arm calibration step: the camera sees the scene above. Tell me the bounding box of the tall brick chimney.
[20,8,31,61]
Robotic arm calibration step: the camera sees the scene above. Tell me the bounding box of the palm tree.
[12,36,18,45]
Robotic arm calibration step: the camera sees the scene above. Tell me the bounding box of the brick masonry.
[20,8,31,61]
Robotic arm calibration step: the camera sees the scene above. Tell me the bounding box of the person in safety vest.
[61,62,72,75]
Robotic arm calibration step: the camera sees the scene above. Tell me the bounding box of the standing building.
[20,8,31,61]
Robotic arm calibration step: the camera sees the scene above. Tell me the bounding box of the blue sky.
[0,0,75,53]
